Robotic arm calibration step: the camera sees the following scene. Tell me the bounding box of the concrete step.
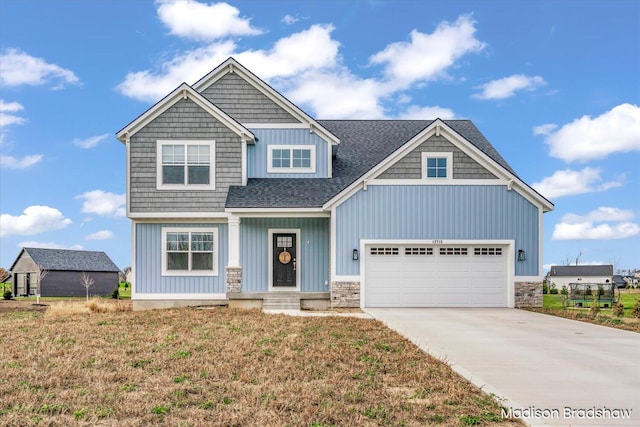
[262,296,301,311]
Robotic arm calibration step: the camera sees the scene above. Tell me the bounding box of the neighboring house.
[8,248,120,297]
[548,265,614,290]
[116,57,554,311]
[613,275,626,289]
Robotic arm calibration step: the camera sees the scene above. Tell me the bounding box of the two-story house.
[117,58,553,311]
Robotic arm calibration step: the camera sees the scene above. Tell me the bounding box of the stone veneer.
[515,281,543,308]
[226,266,242,293]
[331,281,360,308]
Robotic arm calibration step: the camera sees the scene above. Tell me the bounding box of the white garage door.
[364,244,508,307]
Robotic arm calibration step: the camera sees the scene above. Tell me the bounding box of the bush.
[632,299,640,319]
[560,286,568,295]
[542,283,549,294]
[612,302,624,317]
[112,288,119,299]
[3,290,12,300]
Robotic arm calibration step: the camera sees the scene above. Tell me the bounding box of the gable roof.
[116,83,255,143]
[10,248,121,273]
[549,265,613,277]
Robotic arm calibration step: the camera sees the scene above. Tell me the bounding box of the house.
[8,248,120,297]
[116,58,553,311]
[548,265,614,291]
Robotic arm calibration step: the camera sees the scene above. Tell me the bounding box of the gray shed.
[8,248,121,297]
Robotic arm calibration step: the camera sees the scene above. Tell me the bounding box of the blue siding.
[247,128,329,178]
[135,223,228,293]
[335,185,539,276]
[240,217,330,292]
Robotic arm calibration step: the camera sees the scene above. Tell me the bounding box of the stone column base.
[515,281,543,308]
[331,281,360,308]
[226,266,242,294]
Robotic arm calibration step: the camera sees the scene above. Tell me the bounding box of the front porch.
[226,291,331,310]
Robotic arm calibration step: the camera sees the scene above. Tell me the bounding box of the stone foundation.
[226,266,242,294]
[331,281,360,308]
[515,281,543,308]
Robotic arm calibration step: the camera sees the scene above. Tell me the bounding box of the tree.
[0,268,9,294]
[36,264,49,304]
[80,272,95,301]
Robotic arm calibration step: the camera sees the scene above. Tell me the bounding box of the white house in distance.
[548,265,614,290]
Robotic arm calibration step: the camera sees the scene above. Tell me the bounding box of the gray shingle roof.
[549,265,613,277]
[226,119,517,208]
[20,248,121,272]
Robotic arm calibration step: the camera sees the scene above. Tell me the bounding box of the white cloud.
[543,103,640,162]
[86,230,114,240]
[473,74,546,100]
[73,133,109,149]
[76,190,126,217]
[552,207,640,240]
[156,0,262,41]
[17,241,83,250]
[0,49,79,88]
[0,206,72,237]
[0,100,26,128]
[282,14,298,25]
[397,105,456,120]
[532,167,623,199]
[0,154,43,169]
[532,123,557,136]
[369,15,485,87]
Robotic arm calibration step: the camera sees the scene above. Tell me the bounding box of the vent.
[439,247,468,256]
[474,247,503,256]
[370,247,399,256]
[405,247,433,256]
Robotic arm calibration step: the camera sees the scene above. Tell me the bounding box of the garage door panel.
[365,244,508,308]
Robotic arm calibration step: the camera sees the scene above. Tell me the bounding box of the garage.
[363,244,509,307]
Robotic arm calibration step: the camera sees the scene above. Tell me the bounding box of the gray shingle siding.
[377,135,498,179]
[200,73,299,123]
[129,98,242,213]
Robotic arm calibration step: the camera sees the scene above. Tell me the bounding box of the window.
[439,247,468,256]
[421,152,453,180]
[474,247,503,256]
[162,227,218,276]
[268,145,316,173]
[157,141,215,189]
[405,247,433,256]
[370,247,399,256]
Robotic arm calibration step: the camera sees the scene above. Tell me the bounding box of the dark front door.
[273,233,296,287]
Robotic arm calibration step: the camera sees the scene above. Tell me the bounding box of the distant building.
[548,265,613,290]
[8,247,120,297]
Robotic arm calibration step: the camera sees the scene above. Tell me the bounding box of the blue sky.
[1,0,639,273]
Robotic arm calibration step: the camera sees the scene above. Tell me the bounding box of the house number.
[432,239,443,244]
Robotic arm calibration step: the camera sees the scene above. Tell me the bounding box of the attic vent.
[370,247,399,256]
[474,247,503,256]
[440,247,468,256]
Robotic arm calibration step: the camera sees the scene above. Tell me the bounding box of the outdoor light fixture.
[517,249,526,261]
[352,249,359,261]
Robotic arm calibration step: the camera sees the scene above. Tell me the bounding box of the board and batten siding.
[247,128,329,178]
[240,217,330,292]
[335,185,539,277]
[135,223,228,294]
[378,135,498,180]
[200,72,299,124]
[129,98,242,213]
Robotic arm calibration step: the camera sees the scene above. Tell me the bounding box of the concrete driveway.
[365,308,640,427]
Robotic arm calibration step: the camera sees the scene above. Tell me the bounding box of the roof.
[226,119,520,209]
[549,265,613,277]
[10,248,121,273]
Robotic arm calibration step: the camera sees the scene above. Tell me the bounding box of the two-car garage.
[363,243,510,308]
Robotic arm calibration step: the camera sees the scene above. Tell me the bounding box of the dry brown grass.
[0,306,521,426]
[44,298,132,318]
[526,307,640,333]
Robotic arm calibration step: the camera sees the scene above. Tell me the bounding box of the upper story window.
[157,140,215,190]
[267,145,316,174]
[162,227,218,276]
[422,152,453,180]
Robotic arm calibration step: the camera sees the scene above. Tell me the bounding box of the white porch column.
[228,215,241,267]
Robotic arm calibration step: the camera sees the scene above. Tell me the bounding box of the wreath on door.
[278,249,292,264]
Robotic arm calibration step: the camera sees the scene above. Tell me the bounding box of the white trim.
[538,207,544,278]
[156,140,215,190]
[369,179,506,186]
[126,139,131,218]
[161,227,219,276]
[128,212,230,219]
[241,140,247,186]
[268,228,301,291]
[329,206,337,282]
[327,139,333,178]
[515,276,545,282]
[225,209,328,217]
[243,123,308,129]
[267,144,316,174]
[132,293,227,301]
[358,239,515,309]
[227,216,241,268]
[131,220,137,299]
[421,152,453,180]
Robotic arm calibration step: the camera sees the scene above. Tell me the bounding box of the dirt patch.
[0,299,49,313]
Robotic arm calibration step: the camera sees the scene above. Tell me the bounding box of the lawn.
[0,302,521,426]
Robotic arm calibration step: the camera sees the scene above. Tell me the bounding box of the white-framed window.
[161,227,218,276]
[267,145,316,173]
[422,152,453,180]
[157,140,215,190]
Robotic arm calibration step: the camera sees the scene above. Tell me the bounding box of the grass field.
[0,302,521,426]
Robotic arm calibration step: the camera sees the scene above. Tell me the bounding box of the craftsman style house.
[117,58,553,310]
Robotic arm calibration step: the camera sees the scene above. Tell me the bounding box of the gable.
[200,72,299,124]
[377,134,498,180]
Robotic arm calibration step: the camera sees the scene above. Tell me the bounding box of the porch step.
[262,295,301,311]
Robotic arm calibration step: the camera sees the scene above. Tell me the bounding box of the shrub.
[612,302,624,317]
[112,288,119,299]
[542,283,548,294]
[632,299,640,319]
[3,290,12,300]
[560,286,568,295]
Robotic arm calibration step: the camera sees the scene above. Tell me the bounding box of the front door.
[273,233,296,287]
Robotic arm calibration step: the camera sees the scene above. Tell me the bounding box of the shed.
[9,248,120,297]
[548,265,613,290]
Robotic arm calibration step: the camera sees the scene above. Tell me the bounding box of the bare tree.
[36,264,49,304]
[80,272,95,301]
[575,251,582,266]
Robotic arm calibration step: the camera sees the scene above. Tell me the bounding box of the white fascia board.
[225,208,330,217]
[192,58,340,147]
[116,83,255,143]
[368,179,507,186]
[127,212,230,221]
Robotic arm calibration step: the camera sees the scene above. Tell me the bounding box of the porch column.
[226,216,242,293]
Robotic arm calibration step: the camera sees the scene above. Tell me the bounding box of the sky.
[1,0,639,273]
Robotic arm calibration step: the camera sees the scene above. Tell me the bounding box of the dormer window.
[422,152,453,180]
[267,145,316,173]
